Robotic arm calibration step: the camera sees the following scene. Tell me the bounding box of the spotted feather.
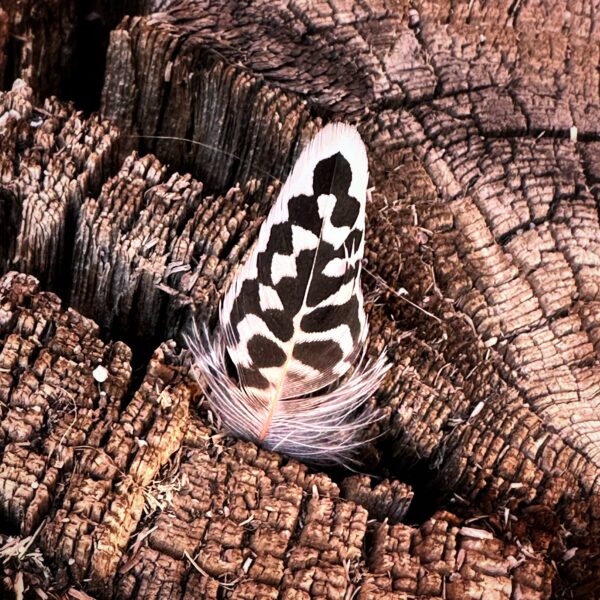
[188,123,389,465]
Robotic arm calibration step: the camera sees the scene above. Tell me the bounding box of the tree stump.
[0,271,553,598]
[1,1,599,598]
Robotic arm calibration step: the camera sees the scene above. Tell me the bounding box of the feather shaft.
[258,215,332,441]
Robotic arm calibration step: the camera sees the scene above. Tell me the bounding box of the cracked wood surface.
[1,0,600,597]
[0,81,119,291]
[0,0,77,100]
[70,151,278,340]
[0,272,552,599]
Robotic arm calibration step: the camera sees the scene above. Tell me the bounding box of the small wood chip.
[458,526,494,540]
[68,588,96,600]
[563,547,578,561]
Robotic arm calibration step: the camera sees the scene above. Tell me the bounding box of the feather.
[187,123,390,465]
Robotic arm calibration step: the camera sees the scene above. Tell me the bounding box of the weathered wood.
[0,272,553,599]
[101,9,320,189]
[0,0,599,597]
[96,3,600,594]
[0,81,119,292]
[70,151,277,340]
[0,271,132,533]
[340,475,414,524]
[363,142,600,594]
[0,1,77,100]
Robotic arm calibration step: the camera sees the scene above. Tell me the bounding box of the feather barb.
[188,122,390,466]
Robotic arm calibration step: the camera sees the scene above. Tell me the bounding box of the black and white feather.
[188,123,389,465]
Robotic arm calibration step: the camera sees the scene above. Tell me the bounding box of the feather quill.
[188,123,389,465]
